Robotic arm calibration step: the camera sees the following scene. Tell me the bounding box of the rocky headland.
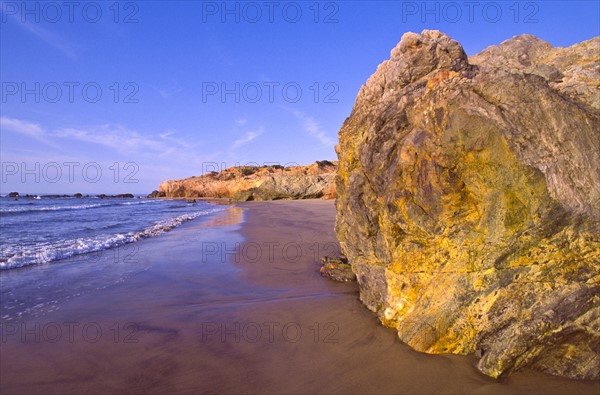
[335,31,599,380]
[152,161,337,201]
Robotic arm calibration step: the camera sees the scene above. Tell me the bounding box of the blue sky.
[1,0,598,194]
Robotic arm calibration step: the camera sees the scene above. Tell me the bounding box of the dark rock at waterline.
[147,190,166,198]
[320,256,356,282]
[7,192,19,198]
[97,193,135,199]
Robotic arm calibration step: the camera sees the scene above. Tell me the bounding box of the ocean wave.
[0,207,225,270]
[0,200,160,215]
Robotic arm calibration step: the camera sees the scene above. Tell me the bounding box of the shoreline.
[1,200,598,394]
[0,198,231,273]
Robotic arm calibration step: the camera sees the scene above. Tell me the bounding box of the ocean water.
[0,196,227,270]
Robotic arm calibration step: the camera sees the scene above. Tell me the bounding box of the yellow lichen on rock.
[336,31,600,380]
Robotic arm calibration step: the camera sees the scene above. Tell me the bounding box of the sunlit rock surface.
[158,161,337,200]
[335,30,599,379]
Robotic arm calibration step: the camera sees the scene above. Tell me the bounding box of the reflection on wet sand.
[191,206,244,229]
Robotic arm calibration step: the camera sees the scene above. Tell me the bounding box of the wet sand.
[1,200,598,394]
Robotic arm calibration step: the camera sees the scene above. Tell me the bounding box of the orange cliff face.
[151,161,338,200]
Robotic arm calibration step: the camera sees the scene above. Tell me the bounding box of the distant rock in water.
[7,192,19,198]
[156,161,337,201]
[97,194,135,199]
[147,190,165,198]
[335,30,599,380]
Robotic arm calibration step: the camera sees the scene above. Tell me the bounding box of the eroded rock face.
[335,30,599,379]
[233,173,335,201]
[158,161,337,200]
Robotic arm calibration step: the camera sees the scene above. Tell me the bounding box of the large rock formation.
[157,161,337,200]
[232,172,335,201]
[335,30,599,380]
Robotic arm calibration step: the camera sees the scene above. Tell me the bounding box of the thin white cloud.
[0,116,60,148]
[157,87,183,99]
[4,12,78,60]
[291,110,336,147]
[159,130,201,149]
[0,117,230,191]
[53,125,169,155]
[1,117,44,138]
[1,116,204,160]
[236,119,248,125]
[231,128,264,150]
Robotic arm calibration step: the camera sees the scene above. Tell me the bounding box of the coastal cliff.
[335,31,600,379]
[153,161,337,201]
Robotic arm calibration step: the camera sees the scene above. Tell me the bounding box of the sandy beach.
[1,200,598,394]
